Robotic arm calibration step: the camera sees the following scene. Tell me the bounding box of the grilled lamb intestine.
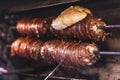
[41,40,100,68]
[11,38,100,68]
[11,37,44,60]
[50,15,106,41]
[50,6,107,41]
[16,6,107,41]
[17,17,54,37]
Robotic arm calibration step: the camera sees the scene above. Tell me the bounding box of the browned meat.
[11,37,44,60]
[41,40,100,68]
[16,6,107,41]
[11,38,100,68]
[17,17,54,37]
[50,14,106,41]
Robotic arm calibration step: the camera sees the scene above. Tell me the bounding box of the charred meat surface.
[16,6,107,41]
[11,38,100,68]
[11,37,44,60]
[17,17,54,37]
[41,40,100,68]
[51,6,106,41]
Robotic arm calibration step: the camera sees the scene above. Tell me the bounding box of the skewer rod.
[44,59,64,80]
[98,51,120,55]
[7,44,120,56]
[9,25,120,30]
[106,25,120,28]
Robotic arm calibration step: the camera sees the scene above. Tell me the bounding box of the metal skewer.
[99,51,120,55]
[9,26,16,29]
[95,51,120,55]
[44,59,64,80]
[9,25,120,30]
[106,25,120,28]
[100,25,120,29]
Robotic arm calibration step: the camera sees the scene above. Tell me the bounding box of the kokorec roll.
[17,17,54,37]
[51,6,107,41]
[16,6,107,41]
[11,37,44,60]
[11,38,100,68]
[41,40,100,68]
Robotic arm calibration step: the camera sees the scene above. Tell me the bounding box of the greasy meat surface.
[11,38,100,68]
[16,6,107,41]
[11,37,44,60]
[50,14,106,41]
[41,40,100,68]
[17,17,54,37]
